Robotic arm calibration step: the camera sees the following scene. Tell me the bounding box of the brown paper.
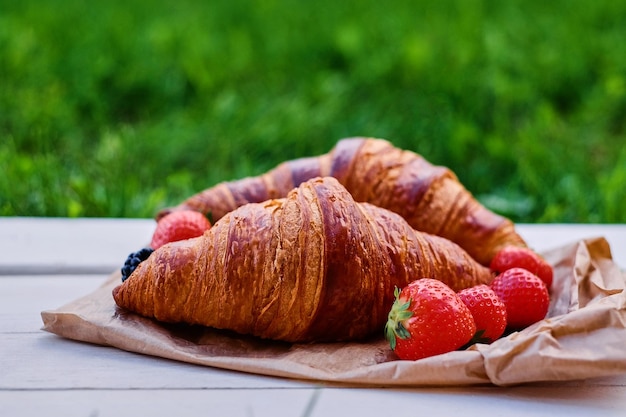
[41,237,626,387]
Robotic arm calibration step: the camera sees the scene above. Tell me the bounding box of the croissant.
[158,137,526,265]
[114,177,493,343]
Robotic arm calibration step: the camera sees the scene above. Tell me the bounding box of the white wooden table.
[2,217,626,417]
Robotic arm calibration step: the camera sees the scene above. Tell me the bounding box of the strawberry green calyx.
[460,329,490,350]
[385,287,413,350]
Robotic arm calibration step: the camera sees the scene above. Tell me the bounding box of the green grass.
[1,0,625,222]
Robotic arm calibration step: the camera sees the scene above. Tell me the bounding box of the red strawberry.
[490,268,550,330]
[385,279,476,360]
[457,284,507,343]
[490,246,553,288]
[150,210,212,250]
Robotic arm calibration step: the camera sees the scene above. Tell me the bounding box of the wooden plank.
[5,312,626,391]
[3,218,626,415]
[311,386,626,417]
[0,275,103,333]
[2,218,625,274]
[0,389,317,417]
[3,384,626,417]
[0,275,317,391]
[4,275,625,393]
[1,333,315,390]
[0,217,154,274]
[0,274,313,390]
[5,328,625,390]
[518,224,626,267]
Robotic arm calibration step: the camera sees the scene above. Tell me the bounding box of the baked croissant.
[114,177,493,343]
[157,137,526,265]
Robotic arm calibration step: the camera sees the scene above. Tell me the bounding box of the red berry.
[490,246,553,288]
[150,210,212,250]
[457,284,507,343]
[385,279,476,360]
[490,268,550,330]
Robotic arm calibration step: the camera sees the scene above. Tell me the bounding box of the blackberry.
[120,247,154,282]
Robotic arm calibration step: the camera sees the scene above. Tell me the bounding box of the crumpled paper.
[41,237,626,387]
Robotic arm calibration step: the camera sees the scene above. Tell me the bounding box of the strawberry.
[490,268,550,330]
[490,246,553,289]
[150,210,212,250]
[457,284,507,343]
[385,278,476,361]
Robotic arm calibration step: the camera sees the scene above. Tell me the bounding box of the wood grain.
[2,218,626,416]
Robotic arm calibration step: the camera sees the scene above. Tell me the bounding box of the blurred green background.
[1,0,625,222]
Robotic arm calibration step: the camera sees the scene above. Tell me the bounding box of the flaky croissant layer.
[114,177,493,343]
[158,137,527,266]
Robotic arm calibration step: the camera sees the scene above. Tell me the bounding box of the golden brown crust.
[157,138,526,265]
[115,177,493,343]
